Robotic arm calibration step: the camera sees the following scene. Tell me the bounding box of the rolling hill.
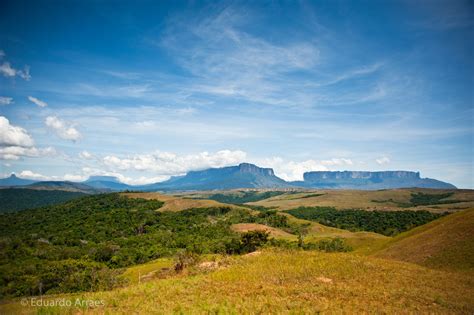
[1,191,473,314]
[373,208,474,272]
[2,250,472,314]
[244,188,474,212]
[25,181,104,193]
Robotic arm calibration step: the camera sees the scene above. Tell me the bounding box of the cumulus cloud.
[0,116,34,147]
[321,158,353,166]
[259,157,354,181]
[16,170,86,182]
[45,116,82,141]
[79,151,93,159]
[102,149,247,175]
[0,116,57,160]
[0,96,13,105]
[0,50,31,80]
[0,146,56,160]
[18,170,50,181]
[0,62,30,80]
[28,96,47,107]
[376,156,391,165]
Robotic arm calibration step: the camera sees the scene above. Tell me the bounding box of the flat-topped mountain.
[140,163,289,191]
[296,171,455,189]
[0,165,456,191]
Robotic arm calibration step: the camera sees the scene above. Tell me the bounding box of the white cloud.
[0,116,57,160]
[63,174,87,182]
[45,116,82,141]
[0,51,30,80]
[0,96,13,105]
[28,96,47,107]
[258,157,354,181]
[102,149,247,175]
[0,116,34,147]
[0,61,30,80]
[376,156,391,165]
[16,170,86,182]
[321,158,353,166]
[18,170,50,181]
[0,146,56,160]
[80,167,170,185]
[0,62,15,77]
[161,6,320,107]
[79,150,93,159]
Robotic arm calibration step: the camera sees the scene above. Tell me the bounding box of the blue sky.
[0,0,472,187]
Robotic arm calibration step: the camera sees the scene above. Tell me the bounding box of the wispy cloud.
[28,96,48,108]
[160,5,323,107]
[0,96,13,105]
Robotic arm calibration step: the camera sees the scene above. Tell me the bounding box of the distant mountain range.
[0,163,456,192]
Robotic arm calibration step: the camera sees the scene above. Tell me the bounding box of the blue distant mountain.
[0,174,38,186]
[0,165,456,191]
[84,176,133,190]
[291,171,456,189]
[139,163,290,191]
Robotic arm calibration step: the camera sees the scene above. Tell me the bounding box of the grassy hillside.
[374,208,474,272]
[2,249,473,314]
[0,188,86,213]
[121,192,246,212]
[2,191,473,313]
[247,188,474,212]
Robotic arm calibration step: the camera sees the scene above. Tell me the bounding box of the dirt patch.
[243,251,262,257]
[316,276,333,284]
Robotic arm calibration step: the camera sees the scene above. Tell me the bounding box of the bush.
[174,250,200,273]
[226,231,269,254]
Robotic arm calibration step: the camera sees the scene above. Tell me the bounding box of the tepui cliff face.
[0,164,456,191]
[303,171,421,181]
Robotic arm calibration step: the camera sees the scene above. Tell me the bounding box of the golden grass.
[247,189,474,212]
[118,258,173,285]
[121,192,244,212]
[374,208,474,272]
[4,249,473,314]
[279,212,389,253]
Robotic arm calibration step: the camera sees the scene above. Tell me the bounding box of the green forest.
[195,190,288,204]
[0,192,449,298]
[0,194,302,297]
[285,206,446,236]
[0,188,86,213]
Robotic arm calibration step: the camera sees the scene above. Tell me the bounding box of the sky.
[0,0,473,187]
